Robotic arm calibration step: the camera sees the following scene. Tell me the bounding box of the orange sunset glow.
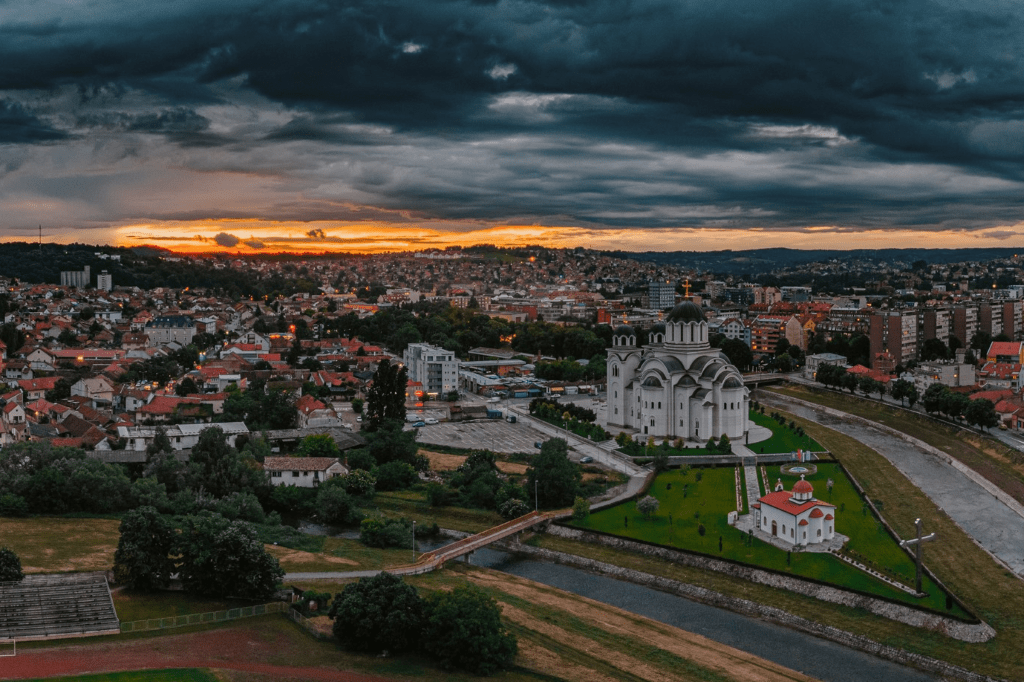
[51,220,1024,254]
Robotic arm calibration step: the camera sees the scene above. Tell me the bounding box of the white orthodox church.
[606,301,749,441]
[752,476,837,548]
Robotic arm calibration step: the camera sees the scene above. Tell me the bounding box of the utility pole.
[900,517,936,594]
[412,520,416,562]
[535,478,538,513]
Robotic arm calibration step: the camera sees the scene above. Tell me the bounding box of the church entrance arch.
[771,520,777,536]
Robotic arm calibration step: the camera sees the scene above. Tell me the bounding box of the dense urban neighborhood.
[3,244,1024,681]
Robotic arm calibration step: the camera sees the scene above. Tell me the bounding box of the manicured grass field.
[112,592,261,624]
[24,670,219,682]
[570,465,964,615]
[748,410,823,454]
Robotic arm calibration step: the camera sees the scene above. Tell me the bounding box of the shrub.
[499,498,531,519]
[426,482,456,507]
[421,584,517,674]
[360,516,414,549]
[330,572,423,654]
[572,496,590,522]
[317,486,362,525]
[0,546,24,582]
[373,461,418,491]
[0,493,28,517]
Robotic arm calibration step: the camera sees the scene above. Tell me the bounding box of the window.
[650,418,655,426]
[272,471,281,478]
[803,531,806,539]
[292,471,300,478]
[615,407,619,414]
[817,529,821,537]
[614,391,618,398]
[657,402,661,409]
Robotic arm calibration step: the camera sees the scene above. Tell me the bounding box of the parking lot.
[414,419,547,454]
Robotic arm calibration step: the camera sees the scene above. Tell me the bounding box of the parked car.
[356,416,362,422]
[424,417,439,425]
[412,421,426,428]
[534,441,544,449]
[579,456,594,464]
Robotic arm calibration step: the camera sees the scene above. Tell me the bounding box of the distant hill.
[601,247,1024,275]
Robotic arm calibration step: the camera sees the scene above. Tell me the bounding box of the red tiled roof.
[758,490,835,516]
[810,508,824,518]
[987,341,1022,358]
[825,514,834,520]
[798,519,808,526]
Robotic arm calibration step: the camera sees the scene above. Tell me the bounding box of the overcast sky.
[2,0,1024,252]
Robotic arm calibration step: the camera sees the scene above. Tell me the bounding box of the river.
[300,523,939,681]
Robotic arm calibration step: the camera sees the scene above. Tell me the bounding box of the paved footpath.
[761,391,1024,576]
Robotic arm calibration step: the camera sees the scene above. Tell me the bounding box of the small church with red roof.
[752,475,837,548]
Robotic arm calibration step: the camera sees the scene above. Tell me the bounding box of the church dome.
[667,301,705,323]
[614,324,635,337]
[651,322,666,334]
[722,376,743,389]
[793,479,813,494]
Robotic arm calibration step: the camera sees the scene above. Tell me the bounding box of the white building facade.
[606,301,749,441]
[403,342,459,397]
[753,476,836,548]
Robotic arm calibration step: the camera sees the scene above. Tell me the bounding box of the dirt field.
[0,517,120,573]
[422,450,528,474]
[466,568,820,682]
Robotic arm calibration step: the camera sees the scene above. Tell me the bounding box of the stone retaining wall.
[435,527,1000,680]
[545,525,992,642]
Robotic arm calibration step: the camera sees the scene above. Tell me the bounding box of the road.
[761,390,1024,576]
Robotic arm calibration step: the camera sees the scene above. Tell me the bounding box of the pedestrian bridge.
[392,509,567,576]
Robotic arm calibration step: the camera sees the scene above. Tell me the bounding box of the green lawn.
[112,592,261,624]
[748,410,823,454]
[570,465,966,616]
[23,670,219,682]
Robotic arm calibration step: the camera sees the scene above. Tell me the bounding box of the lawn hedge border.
[558,462,980,624]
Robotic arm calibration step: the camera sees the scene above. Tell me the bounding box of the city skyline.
[3,1,1024,252]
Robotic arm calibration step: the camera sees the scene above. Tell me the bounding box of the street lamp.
[412,520,416,562]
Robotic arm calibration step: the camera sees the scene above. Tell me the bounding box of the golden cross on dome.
[683,279,691,298]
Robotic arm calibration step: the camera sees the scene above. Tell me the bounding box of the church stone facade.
[606,302,749,441]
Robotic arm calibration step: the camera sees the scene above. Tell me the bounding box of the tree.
[0,546,24,582]
[177,513,283,600]
[351,397,364,414]
[186,427,268,500]
[316,485,361,525]
[329,572,424,654]
[287,337,302,367]
[361,420,419,467]
[364,358,408,430]
[373,461,418,491]
[920,338,949,362]
[943,391,970,421]
[636,495,659,519]
[146,426,173,457]
[526,438,581,509]
[840,371,858,393]
[890,378,913,406]
[775,353,793,373]
[965,398,999,431]
[336,469,376,498]
[572,496,590,522]
[922,383,948,414]
[720,338,753,371]
[175,376,199,397]
[112,506,176,591]
[420,584,518,674]
[295,433,340,459]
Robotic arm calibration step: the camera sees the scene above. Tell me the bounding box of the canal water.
[302,522,939,681]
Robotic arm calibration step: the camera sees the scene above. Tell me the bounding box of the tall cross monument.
[899,517,936,594]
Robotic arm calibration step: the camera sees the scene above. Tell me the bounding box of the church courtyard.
[568,463,969,617]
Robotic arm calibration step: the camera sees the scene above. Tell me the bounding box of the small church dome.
[614,324,635,337]
[793,479,813,494]
[650,321,666,334]
[667,301,705,323]
[722,376,743,389]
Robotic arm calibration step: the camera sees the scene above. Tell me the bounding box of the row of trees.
[113,506,283,600]
[922,385,1000,429]
[329,572,517,674]
[815,363,999,430]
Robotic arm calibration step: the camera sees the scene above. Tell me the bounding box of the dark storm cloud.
[213,232,240,247]
[0,99,67,143]
[3,0,1024,232]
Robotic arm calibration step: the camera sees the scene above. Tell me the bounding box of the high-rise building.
[60,265,90,288]
[96,270,113,292]
[403,343,459,397]
[648,280,676,310]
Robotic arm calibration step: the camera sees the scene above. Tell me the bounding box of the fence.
[120,601,288,633]
[286,607,334,641]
